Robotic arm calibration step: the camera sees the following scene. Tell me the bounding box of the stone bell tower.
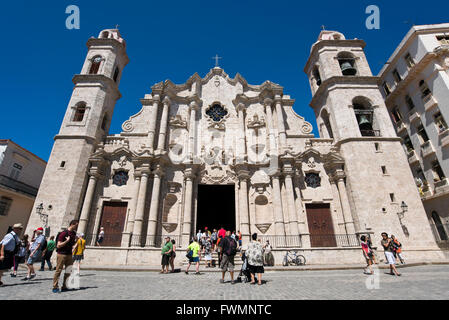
[303,30,441,255]
[26,29,129,235]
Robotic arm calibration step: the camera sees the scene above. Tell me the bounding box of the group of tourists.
[360,232,405,276]
[0,220,86,291]
[159,227,268,285]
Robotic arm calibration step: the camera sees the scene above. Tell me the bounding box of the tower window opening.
[89,56,102,75]
[416,124,429,144]
[405,95,415,111]
[337,52,357,76]
[431,160,445,182]
[353,99,377,136]
[73,103,86,122]
[434,111,448,133]
[393,69,402,84]
[313,66,322,86]
[113,67,120,82]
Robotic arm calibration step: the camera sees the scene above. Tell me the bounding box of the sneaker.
[10,273,16,278]
[22,277,30,281]
[219,279,225,284]
[52,288,60,293]
[195,272,201,275]
[29,274,36,280]
[185,271,188,275]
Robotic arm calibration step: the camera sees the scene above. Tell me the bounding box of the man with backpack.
[219,230,238,284]
[24,227,46,281]
[0,223,23,286]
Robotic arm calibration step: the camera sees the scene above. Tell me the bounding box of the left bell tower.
[26,29,129,235]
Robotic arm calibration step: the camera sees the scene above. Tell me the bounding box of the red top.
[218,228,226,238]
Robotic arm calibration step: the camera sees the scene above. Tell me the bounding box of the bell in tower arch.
[340,61,357,76]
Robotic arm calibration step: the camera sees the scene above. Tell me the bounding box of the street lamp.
[397,201,409,237]
[36,202,49,229]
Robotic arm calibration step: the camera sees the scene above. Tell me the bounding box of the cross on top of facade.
[212,54,222,67]
[115,24,120,30]
[321,25,326,31]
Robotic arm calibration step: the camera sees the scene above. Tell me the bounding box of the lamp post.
[36,203,50,235]
[397,201,410,237]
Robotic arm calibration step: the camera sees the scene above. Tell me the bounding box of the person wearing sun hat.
[23,227,46,281]
[0,223,23,286]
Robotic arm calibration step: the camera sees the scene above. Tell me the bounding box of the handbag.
[186,250,193,259]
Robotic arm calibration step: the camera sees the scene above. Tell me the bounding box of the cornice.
[72,74,122,100]
[309,76,380,109]
[86,38,129,65]
[304,39,366,73]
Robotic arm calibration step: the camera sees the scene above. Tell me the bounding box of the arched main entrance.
[196,184,235,233]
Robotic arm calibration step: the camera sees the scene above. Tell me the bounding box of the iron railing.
[360,130,381,137]
[310,234,360,248]
[0,174,39,197]
[258,235,302,248]
[129,234,183,248]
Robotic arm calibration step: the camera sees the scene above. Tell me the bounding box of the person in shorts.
[72,233,86,274]
[360,235,374,275]
[0,223,23,286]
[160,237,172,274]
[381,232,401,276]
[185,236,200,275]
[24,227,45,281]
[169,239,176,273]
[219,231,237,284]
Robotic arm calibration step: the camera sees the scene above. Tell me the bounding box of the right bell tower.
[303,30,442,256]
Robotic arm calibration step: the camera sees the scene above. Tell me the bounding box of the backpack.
[224,237,237,256]
[40,237,47,252]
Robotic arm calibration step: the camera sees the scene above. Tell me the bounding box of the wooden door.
[306,203,337,247]
[99,202,128,247]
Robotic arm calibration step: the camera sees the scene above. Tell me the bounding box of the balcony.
[439,128,449,147]
[395,120,407,133]
[409,111,420,123]
[434,178,449,194]
[423,95,438,111]
[407,149,419,164]
[418,181,432,198]
[0,175,38,197]
[421,140,436,158]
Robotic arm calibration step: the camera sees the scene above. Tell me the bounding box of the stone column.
[78,173,99,235]
[123,173,141,247]
[294,175,310,248]
[182,168,195,246]
[236,103,247,164]
[274,95,287,152]
[264,98,276,157]
[271,171,286,238]
[148,94,160,152]
[283,168,299,236]
[132,166,150,245]
[146,166,164,246]
[157,96,171,151]
[238,170,251,242]
[336,173,355,234]
[329,178,346,234]
[188,101,198,161]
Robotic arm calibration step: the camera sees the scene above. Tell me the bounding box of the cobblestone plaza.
[1,265,448,300]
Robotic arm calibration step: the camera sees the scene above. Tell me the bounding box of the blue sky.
[1,0,448,161]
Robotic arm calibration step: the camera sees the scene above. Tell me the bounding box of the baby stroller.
[237,252,255,283]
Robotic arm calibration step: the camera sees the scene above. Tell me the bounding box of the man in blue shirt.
[24,227,45,281]
[0,223,23,286]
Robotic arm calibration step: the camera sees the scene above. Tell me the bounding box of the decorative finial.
[115,24,120,30]
[212,54,222,68]
[321,25,326,31]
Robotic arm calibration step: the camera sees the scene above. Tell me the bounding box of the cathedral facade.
[26,29,446,265]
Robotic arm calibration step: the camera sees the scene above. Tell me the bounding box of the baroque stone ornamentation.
[169,115,188,129]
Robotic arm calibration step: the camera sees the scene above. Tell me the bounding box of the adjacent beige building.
[25,28,446,266]
[378,23,449,249]
[0,139,46,236]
